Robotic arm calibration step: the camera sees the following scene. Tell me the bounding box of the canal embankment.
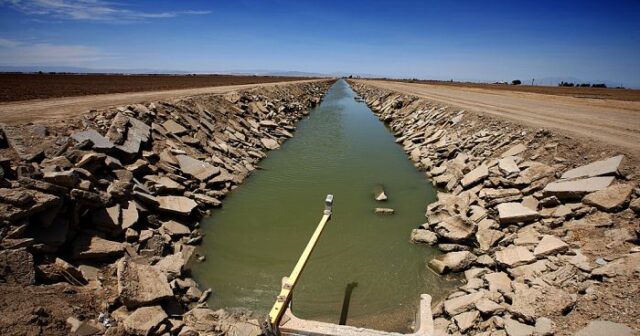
[349,80,640,335]
[0,79,333,335]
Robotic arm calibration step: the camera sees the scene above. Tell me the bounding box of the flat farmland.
[393,79,640,101]
[0,73,313,102]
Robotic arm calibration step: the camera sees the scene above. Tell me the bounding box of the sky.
[0,0,639,87]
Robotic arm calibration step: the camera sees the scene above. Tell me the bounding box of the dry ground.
[356,79,640,153]
[393,79,640,101]
[0,78,326,124]
[0,73,315,102]
[0,284,101,336]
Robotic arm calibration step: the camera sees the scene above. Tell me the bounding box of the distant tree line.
[558,81,609,88]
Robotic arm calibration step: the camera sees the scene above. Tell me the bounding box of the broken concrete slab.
[521,196,539,211]
[501,144,527,158]
[499,156,520,175]
[504,318,534,336]
[434,215,476,242]
[162,119,188,135]
[543,176,615,199]
[484,271,512,293]
[574,320,634,336]
[410,229,438,245]
[453,310,479,333]
[508,260,548,280]
[193,193,222,207]
[70,188,108,207]
[106,112,130,144]
[515,162,555,185]
[475,298,505,315]
[117,258,173,308]
[464,267,491,281]
[115,118,149,161]
[144,175,185,192]
[533,235,568,257]
[582,183,634,212]
[18,177,68,195]
[43,170,80,188]
[561,155,624,179]
[153,252,185,280]
[71,129,114,151]
[156,195,198,215]
[443,291,484,316]
[374,185,387,201]
[374,207,395,215]
[497,202,539,224]
[0,188,35,207]
[481,188,523,203]
[495,245,536,268]
[461,164,489,188]
[260,137,280,150]
[259,119,278,128]
[123,305,168,336]
[428,251,477,274]
[66,316,103,336]
[121,200,139,230]
[161,220,191,238]
[176,155,220,181]
[91,204,121,232]
[73,235,124,260]
[476,228,504,251]
[76,152,107,172]
[534,317,555,336]
[630,198,640,214]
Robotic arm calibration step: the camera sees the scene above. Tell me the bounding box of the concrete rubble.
[0,80,332,335]
[1,77,638,335]
[351,81,639,335]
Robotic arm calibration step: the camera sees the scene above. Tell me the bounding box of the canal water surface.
[192,79,459,332]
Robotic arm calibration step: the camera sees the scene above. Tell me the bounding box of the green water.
[192,79,459,332]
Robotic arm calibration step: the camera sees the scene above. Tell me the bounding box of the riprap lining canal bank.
[350,80,640,335]
[0,80,333,335]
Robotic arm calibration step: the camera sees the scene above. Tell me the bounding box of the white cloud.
[0,37,109,65]
[0,0,211,22]
[0,37,21,47]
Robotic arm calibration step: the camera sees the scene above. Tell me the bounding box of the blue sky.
[0,0,639,86]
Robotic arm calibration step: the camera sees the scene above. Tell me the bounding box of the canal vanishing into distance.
[192,79,460,332]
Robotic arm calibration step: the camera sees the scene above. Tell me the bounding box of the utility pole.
[531,78,535,86]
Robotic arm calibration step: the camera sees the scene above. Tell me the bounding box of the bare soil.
[392,79,640,102]
[0,78,325,124]
[0,73,314,102]
[0,284,101,336]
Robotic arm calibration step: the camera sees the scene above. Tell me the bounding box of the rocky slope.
[0,79,333,336]
[349,81,639,336]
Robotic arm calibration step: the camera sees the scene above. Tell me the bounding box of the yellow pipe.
[268,195,334,327]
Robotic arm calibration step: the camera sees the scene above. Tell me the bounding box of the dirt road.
[0,79,326,124]
[356,80,640,152]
